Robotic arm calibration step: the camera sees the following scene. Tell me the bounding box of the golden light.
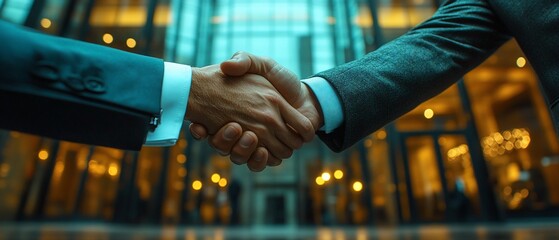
[126,38,137,48]
[40,18,52,29]
[327,16,336,25]
[424,108,434,119]
[211,16,223,24]
[321,172,331,181]
[353,181,363,192]
[178,139,188,148]
[176,154,186,164]
[174,182,184,191]
[354,6,373,28]
[108,163,119,176]
[178,168,187,177]
[315,176,325,186]
[102,33,113,44]
[218,178,228,187]
[192,180,202,190]
[211,173,221,183]
[376,130,387,140]
[516,57,526,68]
[334,170,344,180]
[0,163,10,177]
[38,150,49,160]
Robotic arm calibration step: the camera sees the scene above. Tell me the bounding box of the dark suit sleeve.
[0,20,164,150]
[314,0,512,152]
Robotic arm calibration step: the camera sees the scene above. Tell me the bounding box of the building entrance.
[398,131,482,223]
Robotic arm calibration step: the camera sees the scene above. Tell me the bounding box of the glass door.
[399,132,482,223]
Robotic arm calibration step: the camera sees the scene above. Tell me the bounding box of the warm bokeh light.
[211,173,221,183]
[327,16,336,25]
[178,139,188,148]
[126,38,137,48]
[178,168,187,177]
[354,6,372,28]
[424,108,434,119]
[482,128,531,158]
[516,57,526,68]
[192,180,202,190]
[376,130,387,140]
[176,154,186,164]
[38,150,49,160]
[211,16,224,24]
[174,182,184,191]
[102,33,113,44]
[315,176,325,185]
[108,163,119,176]
[0,163,10,177]
[218,178,228,187]
[321,172,331,181]
[353,181,363,192]
[40,18,51,29]
[334,170,344,180]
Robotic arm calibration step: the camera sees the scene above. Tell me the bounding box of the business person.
[191,0,559,168]
[0,20,315,170]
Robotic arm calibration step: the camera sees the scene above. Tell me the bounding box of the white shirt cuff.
[301,77,344,133]
[145,62,191,146]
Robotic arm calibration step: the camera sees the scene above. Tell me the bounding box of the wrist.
[302,84,324,130]
[185,67,202,121]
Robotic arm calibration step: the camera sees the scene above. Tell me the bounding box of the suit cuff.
[301,77,343,133]
[145,62,191,146]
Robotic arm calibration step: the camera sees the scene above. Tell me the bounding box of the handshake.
[185,52,324,172]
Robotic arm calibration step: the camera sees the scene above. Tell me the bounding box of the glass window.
[396,85,468,132]
[465,40,559,214]
[0,0,33,24]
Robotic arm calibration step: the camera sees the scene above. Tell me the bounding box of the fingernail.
[223,126,237,141]
[239,136,253,148]
[254,153,264,163]
[226,57,239,62]
[191,131,201,140]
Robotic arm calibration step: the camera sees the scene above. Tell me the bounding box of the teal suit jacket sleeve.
[0,20,164,150]
[314,0,512,152]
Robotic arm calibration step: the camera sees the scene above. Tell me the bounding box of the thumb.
[220,51,252,77]
[189,123,209,140]
[222,52,303,106]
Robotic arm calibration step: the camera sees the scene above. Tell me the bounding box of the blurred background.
[0,0,558,233]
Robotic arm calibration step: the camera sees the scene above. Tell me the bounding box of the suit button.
[64,75,85,91]
[84,76,107,93]
[31,61,59,82]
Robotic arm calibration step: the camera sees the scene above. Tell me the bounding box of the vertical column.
[24,0,47,28]
[33,140,60,219]
[143,0,158,55]
[457,81,502,221]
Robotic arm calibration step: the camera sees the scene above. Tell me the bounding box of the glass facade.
[1,0,558,226]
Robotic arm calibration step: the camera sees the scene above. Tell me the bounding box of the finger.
[208,123,243,156]
[274,123,303,151]
[222,52,302,104]
[189,123,209,140]
[260,132,294,160]
[230,131,258,165]
[220,51,252,77]
[266,155,283,167]
[247,147,268,172]
[271,104,304,150]
[278,100,315,142]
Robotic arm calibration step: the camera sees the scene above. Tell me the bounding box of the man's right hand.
[189,52,324,170]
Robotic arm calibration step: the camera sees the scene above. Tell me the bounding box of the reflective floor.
[1,221,559,240]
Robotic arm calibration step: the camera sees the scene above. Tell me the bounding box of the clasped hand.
[186,52,323,171]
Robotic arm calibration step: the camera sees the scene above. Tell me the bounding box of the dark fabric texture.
[315,0,559,152]
[0,20,164,150]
